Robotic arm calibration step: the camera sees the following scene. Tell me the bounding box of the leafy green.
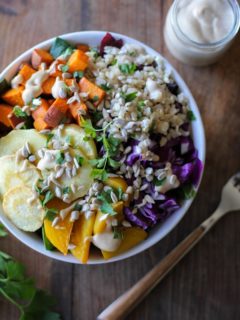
[91,168,108,181]
[63,186,70,194]
[61,47,73,59]
[0,238,60,318]
[110,59,117,66]
[46,133,54,147]
[50,37,74,59]
[73,203,82,211]
[60,65,69,73]
[0,78,10,95]
[92,95,99,103]
[100,84,112,92]
[0,224,7,237]
[13,106,28,118]
[153,177,167,186]
[187,110,196,121]
[90,47,99,60]
[73,71,84,79]
[42,227,55,251]
[42,191,54,207]
[112,226,124,239]
[97,193,117,216]
[121,91,137,103]
[45,208,58,221]
[82,119,97,139]
[75,155,84,166]
[182,184,196,199]
[119,63,136,75]
[55,151,65,165]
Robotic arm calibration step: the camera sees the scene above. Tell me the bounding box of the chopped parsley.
[46,133,54,147]
[90,47,99,60]
[45,208,58,221]
[119,63,136,75]
[121,91,137,103]
[13,106,28,118]
[73,71,84,79]
[60,65,69,72]
[63,186,71,194]
[110,58,117,66]
[92,95,99,103]
[55,151,65,165]
[76,155,84,166]
[100,83,112,92]
[182,184,196,199]
[97,192,117,216]
[91,168,108,181]
[187,110,196,121]
[154,177,167,186]
[42,191,54,207]
[112,226,124,239]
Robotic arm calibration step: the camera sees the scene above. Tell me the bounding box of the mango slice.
[70,213,96,263]
[102,227,147,259]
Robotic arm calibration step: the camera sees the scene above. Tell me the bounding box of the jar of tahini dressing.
[164,0,240,66]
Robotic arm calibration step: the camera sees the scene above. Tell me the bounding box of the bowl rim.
[0,31,206,264]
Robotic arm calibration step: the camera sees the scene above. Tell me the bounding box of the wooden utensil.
[97,172,240,320]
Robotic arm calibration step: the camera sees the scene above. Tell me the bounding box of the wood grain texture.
[0,0,240,319]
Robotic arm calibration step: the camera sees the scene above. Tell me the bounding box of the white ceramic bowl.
[0,31,205,264]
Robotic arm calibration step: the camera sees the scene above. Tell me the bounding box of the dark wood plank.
[0,0,240,319]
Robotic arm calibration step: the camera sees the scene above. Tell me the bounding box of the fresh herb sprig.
[82,119,121,180]
[0,226,60,319]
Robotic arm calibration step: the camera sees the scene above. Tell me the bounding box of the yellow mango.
[93,201,124,235]
[44,217,73,255]
[102,227,147,259]
[70,213,96,263]
[105,177,128,192]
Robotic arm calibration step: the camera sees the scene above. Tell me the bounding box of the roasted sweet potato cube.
[79,77,105,106]
[32,98,49,120]
[1,87,24,106]
[0,104,13,127]
[68,101,87,125]
[8,112,25,128]
[42,77,56,95]
[31,48,54,69]
[77,44,90,52]
[19,63,36,83]
[44,98,68,128]
[68,49,89,73]
[33,118,49,131]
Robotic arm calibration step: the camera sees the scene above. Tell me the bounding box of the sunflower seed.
[15,122,25,130]
[111,219,118,227]
[21,146,29,158]
[52,217,60,227]
[62,72,72,79]
[55,186,62,198]
[140,183,148,191]
[144,194,155,204]
[126,186,133,194]
[55,167,65,178]
[73,157,80,169]
[110,191,118,203]
[39,129,51,134]
[68,244,76,250]
[70,210,80,222]
[146,167,153,176]
[71,166,77,177]
[71,184,77,193]
[122,193,129,201]
[28,155,36,162]
[65,152,72,162]
[122,220,131,227]
[65,168,72,178]
[124,146,132,154]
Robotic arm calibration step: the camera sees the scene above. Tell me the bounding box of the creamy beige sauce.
[177,0,235,43]
[37,149,59,171]
[22,70,49,104]
[51,77,67,99]
[92,231,122,252]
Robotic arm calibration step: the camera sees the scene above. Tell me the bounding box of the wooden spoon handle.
[97,209,223,320]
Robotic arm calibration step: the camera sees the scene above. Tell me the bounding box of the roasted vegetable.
[0,104,13,127]
[19,63,36,82]
[79,77,105,106]
[31,48,54,69]
[44,98,68,127]
[42,77,56,95]
[67,49,89,73]
[1,87,24,106]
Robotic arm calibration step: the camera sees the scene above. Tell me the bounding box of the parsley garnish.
[42,190,54,207]
[97,193,117,216]
[187,110,196,121]
[112,226,124,239]
[110,59,117,66]
[91,168,108,181]
[60,65,69,72]
[45,208,58,221]
[73,71,84,79]
[182,184,196,199]
[90,47,99,60]
[119,63,136,75]
[92,95,99,103]
[100,83,112,92]
[63,186,70,194]
[73,203,82,211]
[55,151,65,164]
[46,133,54,147]
[154,177,167,186]
[121,91,137,102]
[76,155,84,166]
[0,227,60,318]
[13,106,28,118]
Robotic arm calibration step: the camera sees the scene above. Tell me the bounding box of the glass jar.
[164,0,240,66]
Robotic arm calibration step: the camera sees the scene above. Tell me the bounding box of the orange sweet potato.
[8,112,25,129]
[33,118,49,131]
[32,98,49,120]
[79,77,105,106]
[1,87,24,106]
[0,104,13,127]
[31,48,54,69]
[19,63,36,83]
[77,44,90,52]
[44,98,68,128]
[42,77,56,95]
[71,213,96,263]
[68,101,87,125]
[67,49,89,73]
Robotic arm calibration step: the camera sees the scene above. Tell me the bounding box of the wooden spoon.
[97,172,240,320]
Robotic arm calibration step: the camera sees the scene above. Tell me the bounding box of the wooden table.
[1,1,240,319]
